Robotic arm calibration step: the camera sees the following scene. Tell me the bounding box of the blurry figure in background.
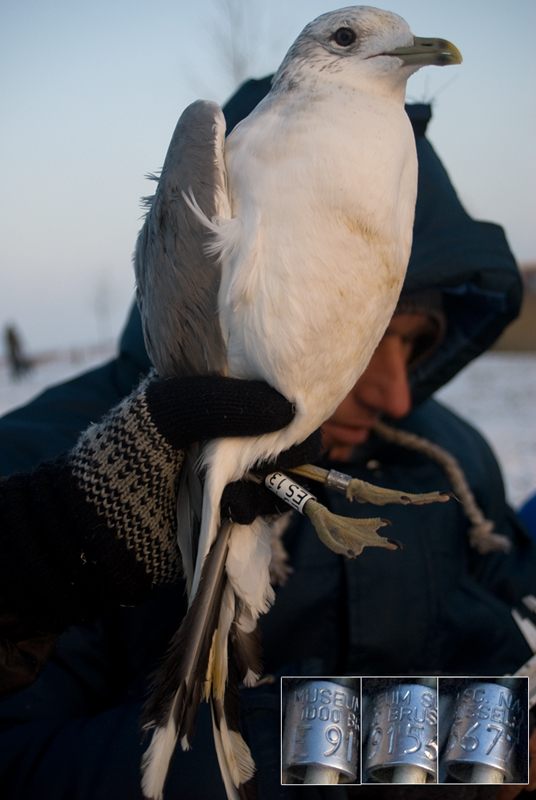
[0,78,533,800]
[3,325,32,380]
[519,494,536,541]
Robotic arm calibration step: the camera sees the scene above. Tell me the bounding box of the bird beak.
[384,37,462,67]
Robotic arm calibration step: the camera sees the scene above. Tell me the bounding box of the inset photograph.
[438,677,529,784]
[281,677,360,785]
[362,678,438,784]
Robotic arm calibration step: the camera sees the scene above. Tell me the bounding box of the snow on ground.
[0,349,535,509]
[436,352,536,509]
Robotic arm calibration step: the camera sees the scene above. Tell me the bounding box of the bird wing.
[134,103,260,800]
[134,100,232,592]
[134,100,229,379]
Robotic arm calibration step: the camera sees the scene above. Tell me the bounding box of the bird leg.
[289,464,453,506]
[265,471,400,558]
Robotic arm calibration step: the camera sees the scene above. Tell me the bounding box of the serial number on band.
[265,472,316,514]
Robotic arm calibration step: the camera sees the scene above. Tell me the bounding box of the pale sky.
[1,0,535,352]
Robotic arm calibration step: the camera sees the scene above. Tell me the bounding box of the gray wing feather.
[134,100,228,378]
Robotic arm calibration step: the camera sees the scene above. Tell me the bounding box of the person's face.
[322,313,432,461]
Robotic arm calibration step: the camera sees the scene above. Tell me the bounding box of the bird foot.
[303,499,400,558]
[344,477,453,507]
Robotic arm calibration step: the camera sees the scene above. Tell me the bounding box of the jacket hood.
[407,111,521,404]
[122,76,521,406]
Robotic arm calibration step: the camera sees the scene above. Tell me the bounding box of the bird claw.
[345,477,453,507]
[303,499,399,558]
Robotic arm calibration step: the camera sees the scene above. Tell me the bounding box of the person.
[3,324,31,379]
[0,78,532,800]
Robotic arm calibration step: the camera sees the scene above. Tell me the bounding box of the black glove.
[146,375,323,524]
[0,373,297,636]
[220,429,323,524]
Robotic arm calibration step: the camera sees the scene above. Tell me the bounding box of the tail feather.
[143,488,273,799]
[211,701,242,800]
[207,582,236,700]
[141,720,178,800]
[176,444,203,594]
[230,622,263,687]
[215,657,258,799]
[212,694,255,788]
[142,522,232,799]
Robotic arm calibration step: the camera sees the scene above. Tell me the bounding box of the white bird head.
[272,6,462,100]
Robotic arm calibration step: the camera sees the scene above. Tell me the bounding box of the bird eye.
[333,27,357,47]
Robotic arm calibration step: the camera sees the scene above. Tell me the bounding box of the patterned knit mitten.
[0,374,297,632]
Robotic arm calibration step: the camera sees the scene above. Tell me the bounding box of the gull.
[134,6,461,798]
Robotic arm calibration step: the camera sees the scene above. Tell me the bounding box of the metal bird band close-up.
[443,681,526,783]
[364,682,438,783]
[282,679,360,784]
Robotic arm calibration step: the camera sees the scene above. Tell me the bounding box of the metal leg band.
[365,683,438,782]
[443,682,524,783]
[325,469,352,494]
[282,680,359,783]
